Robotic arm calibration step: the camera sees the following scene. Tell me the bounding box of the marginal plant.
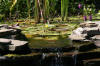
[10,0,17,12]
[34,0,40,23]
[34,0,50,23]
[43,0,50,23]
[26,0,31,19]
[61,0,69,21]
[10,0,17,17]
[49,0,56,18]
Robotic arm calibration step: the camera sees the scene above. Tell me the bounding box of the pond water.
[1,32,100,66]
[27,35,71,48]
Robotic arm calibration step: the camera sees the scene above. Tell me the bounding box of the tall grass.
[10,0,17,17]
[49,0,56,17]
[61,0,69,21]
[34,0,40,23]
[26,0,31,19]
[43,0,50,23]
[34,0,50,23]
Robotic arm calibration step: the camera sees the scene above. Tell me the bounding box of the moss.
[4,53,41,57]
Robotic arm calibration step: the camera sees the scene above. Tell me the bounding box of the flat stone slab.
[11,40,28,46]
[0,29,13,33]
[69,21,100,41]
[94,40,100,47]
[0,38,11,44]
[69,35,85,41]
[92,35,100,40]
[0,24,22,37]
[0,29,14,37]
[0,38,28,51]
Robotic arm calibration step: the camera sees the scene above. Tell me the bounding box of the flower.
[83,16,87,21]
[78,3,82,9]
[89,15,92,21]
[45,24,48,28]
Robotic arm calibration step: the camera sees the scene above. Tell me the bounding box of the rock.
[0,24,29,53]
[11,40,28,46]
[94,40,100,47]
[0,38,11,44]
[69,27,86,41]
[0,56,7,60]
[83,58,100,66]
[69,22,100,41]
[2,24,9,29]
[9,40,28,51]
[72,27,84,35]
[80,22,98,28]
[0,38,28,51]
[92,35,100,40]
[69,35,85,41]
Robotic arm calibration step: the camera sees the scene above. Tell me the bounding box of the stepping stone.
[69,35,85,41]
[0,38,11,44]
[0,24,28,52]
[11,40,28,46]
[92,35,100,40]
[0,38,28,51]
[9,40,28,51]
[94,40,100,47]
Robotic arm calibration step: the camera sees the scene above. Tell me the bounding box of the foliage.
[0,0,97,22]
[10,0,17,12]
[0,0,11,17]
[43,0,50,23]
[34,0,40,23]
[26,0,31,18]
[61,0,69,21]
[49,0,56,17]
[83,3,95,16]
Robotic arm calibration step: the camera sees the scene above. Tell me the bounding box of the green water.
[28,35,71,48]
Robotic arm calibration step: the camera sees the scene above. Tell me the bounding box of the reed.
[26,0,31,19]
[10,0,17,17]
[61,0,69,21]
[34,0,40,23]
[43,0,50,23]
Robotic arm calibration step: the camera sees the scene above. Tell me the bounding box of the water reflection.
[72,45,80,66]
